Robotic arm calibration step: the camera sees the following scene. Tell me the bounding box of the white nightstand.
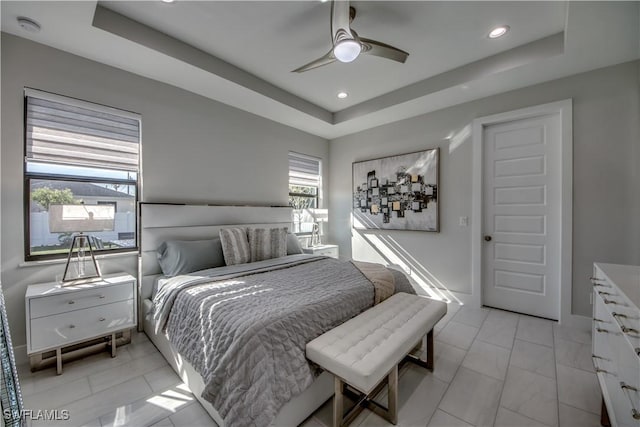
[25,273,137,374]
[303,244,339,259]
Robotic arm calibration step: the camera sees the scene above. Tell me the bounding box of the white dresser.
[592,263,640,426]
[25,273,137,374]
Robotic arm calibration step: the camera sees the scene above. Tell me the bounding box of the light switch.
[459,216,468,227]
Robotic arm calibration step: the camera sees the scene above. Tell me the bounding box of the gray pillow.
[286,233,303,255]
[157,238,225,277]
[248,227,288,262]
[219,227,251,265]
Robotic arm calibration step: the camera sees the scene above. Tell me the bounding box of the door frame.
[471,99,574,325]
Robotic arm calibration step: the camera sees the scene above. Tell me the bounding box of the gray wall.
[329,60,640,317]
[1,33,329,347]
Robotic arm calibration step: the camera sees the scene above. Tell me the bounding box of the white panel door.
[482,114,561,320]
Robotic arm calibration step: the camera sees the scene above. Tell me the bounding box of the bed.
[138,203,415,427]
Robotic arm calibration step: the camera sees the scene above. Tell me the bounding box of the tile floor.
[16,304,602,427]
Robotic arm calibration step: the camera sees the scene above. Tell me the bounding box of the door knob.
[484,235,492,242]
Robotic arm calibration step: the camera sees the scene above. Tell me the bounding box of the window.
[288,152,321,234]
[24,89,140,260]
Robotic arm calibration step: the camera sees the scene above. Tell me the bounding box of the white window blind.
[288,152,321,187]
[25,94,140,172]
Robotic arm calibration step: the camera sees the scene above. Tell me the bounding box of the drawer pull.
[620,382,640,420]
[599,291,615,296]
[68,300,75,305]
[596,328,611,334]
[602,297,625,306]
[592,354,610,361]
[99,295,106,299]
[622,326,640,335]
[69,324,75,329]
[593,318,610,323]
[636,347,640,357]
[99,317,106,322]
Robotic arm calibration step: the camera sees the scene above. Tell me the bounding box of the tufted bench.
[306,292,447,427]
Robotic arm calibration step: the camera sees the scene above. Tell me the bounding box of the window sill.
[19,250,138,268]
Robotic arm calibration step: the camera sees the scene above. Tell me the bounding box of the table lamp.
[308,208,329,247]
[48,204,115,285]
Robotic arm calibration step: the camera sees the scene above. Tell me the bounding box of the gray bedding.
[152,255,413,427]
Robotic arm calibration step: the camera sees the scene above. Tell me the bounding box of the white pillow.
[247,227,288,262]
[219,228,251,265]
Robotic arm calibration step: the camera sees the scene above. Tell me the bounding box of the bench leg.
[334,376,344,427]
[388,365,398,424]
[426,329,434,371]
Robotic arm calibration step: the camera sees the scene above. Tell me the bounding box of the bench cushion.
[306,292,447,394]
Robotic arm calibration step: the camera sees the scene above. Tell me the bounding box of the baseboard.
[13,344,28,367]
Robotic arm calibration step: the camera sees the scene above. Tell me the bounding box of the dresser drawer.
[29,299,135,353]
[29,282,134,319]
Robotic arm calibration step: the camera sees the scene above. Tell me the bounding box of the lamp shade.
[49,204,115,233]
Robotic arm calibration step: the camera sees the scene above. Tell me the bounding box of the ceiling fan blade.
[359,37,409,63]
[292,50,336,73]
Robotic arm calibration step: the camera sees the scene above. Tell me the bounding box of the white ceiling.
[1,1,639,139]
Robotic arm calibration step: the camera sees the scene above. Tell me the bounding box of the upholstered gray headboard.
[138,203,293,327]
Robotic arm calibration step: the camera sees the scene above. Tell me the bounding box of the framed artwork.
[352,148,439,231]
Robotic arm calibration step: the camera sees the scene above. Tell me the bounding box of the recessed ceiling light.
[17,17,41,33]
[337,92,348,99]
[488,25,510,39]
[161,0,175,3]
[320,0,329,3]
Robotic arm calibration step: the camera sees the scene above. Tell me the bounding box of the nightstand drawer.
[30,282,134,319]
[30,299,135,353]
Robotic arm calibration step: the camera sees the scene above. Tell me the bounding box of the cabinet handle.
[596,328,611,333]
[593,318,611,323]
[99,295,106,299]
[602,297,625,306]
[592,354,610,361]
[99,317,106,322]
[590,277,611,287]
[622,326,640,335]
[68,300,75,304]
[620,382,640,420]
[598,291,615,296]
[69,324,75,329]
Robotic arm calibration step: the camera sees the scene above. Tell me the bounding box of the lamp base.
[61,233,102,285]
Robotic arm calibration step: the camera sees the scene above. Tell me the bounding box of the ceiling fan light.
[333,40,361,63]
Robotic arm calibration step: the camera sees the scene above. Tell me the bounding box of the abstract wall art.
[352,148,439,231]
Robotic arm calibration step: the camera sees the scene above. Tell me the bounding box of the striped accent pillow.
[219,228,251,266]
[248,227,288,262]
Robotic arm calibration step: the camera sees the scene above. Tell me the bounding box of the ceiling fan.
[292,0,409,73]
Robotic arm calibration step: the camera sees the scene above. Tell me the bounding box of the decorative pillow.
[157,238,225,277]
[286,233,304,255]
[219,227,251,266]
[248,227,288,262]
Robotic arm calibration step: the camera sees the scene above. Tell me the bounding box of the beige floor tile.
[452,306,490,327]
[144,364,184,392]
[150,418,175,427]
[432,340,467,383]
[56,377,153,427]
[516,316,555,347]
[170,401,217,426]
[461,340,510,380]
[100,384,194,427]
[434,303,462,335]
[556,364,600,414]
[510,339,556,379]
[427,409,472,427]
[485,309,520,325]
[495,406,551,427]
[357,365,448,427]
[438,367,503,426]
[475,316,517,349]
[500,366,558,427]
[553,324,592,345]
[88,352,167,393]
[558,403,601,427]
[554,338,594,373]
[24,377,91,411]
[437,322,479,350]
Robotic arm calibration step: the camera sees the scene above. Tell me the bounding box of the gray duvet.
[152,255,413,427]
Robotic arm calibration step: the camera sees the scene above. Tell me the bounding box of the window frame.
[288,152,322,236]
[23,90,141,262]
